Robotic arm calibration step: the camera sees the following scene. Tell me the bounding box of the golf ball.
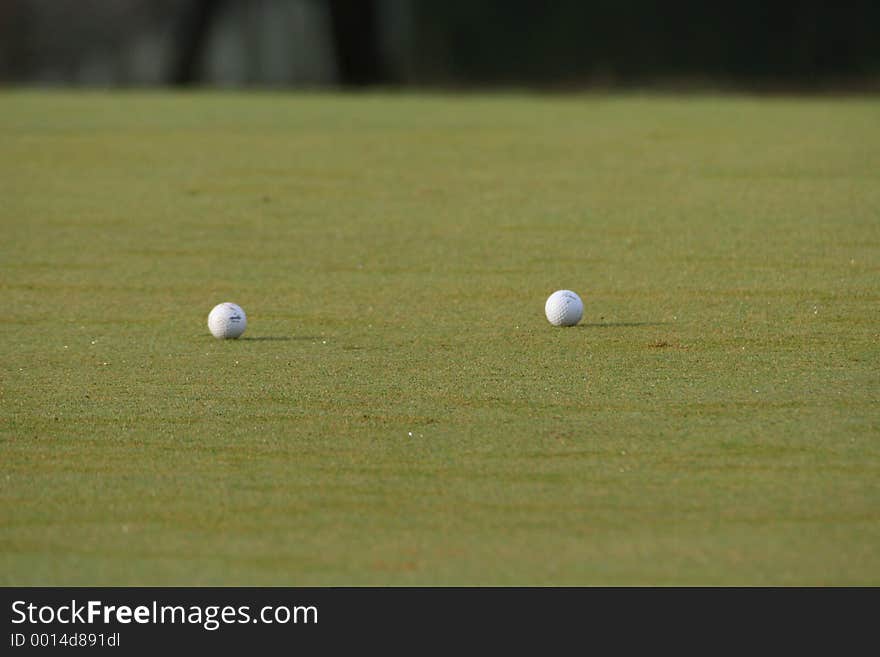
[208,302,247,339]
[545,290,583,327]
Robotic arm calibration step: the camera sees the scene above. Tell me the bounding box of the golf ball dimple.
[545,290,583,327]
[208,302,247,339]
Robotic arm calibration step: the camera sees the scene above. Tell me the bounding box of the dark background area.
[1,0,879,89]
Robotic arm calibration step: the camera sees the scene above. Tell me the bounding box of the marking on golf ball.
[208,302,248,339]
[545,290,584,327]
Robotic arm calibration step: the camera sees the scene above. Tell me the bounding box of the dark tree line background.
[412,1,880,86]
[2,0,879,88]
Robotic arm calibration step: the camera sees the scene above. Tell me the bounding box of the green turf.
[1,91,878,585]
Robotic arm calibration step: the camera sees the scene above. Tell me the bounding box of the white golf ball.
[545,290,583,327]
[207,302,247,339]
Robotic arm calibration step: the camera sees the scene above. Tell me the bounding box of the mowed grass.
[1,91,879,585]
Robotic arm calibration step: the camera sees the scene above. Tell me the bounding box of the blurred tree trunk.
[171,0,227,85]
[328,0,385,86]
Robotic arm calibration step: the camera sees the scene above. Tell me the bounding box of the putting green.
[2,92,878,584]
